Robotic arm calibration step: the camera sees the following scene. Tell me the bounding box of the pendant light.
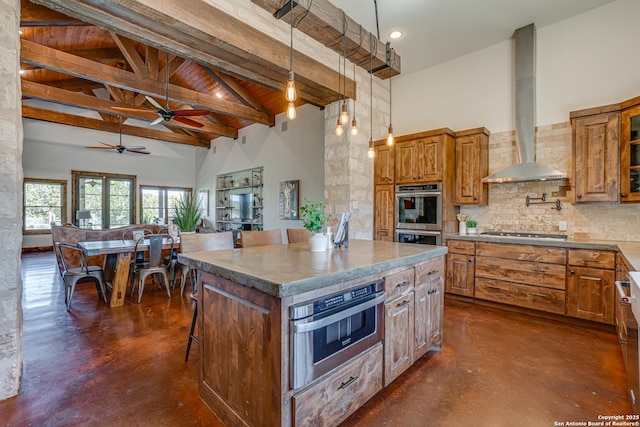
[367,35,375,159]
[338,16,349,127]
[335,52,344,136]
[350,62,359,136]
[285,0,297,120]
[386,75,394,146]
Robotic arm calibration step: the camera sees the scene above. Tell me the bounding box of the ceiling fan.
[85,117,150,155]
[113,51,208,128]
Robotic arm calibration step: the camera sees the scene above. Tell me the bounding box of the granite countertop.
[178,239,448,298]
[446,233,640,271]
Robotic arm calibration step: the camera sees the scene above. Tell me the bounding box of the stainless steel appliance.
[480,231,568,240]
[395,184,442,232]
[289,280,385,389]
[395,230,441,246]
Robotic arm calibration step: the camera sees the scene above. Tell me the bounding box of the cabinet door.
[573,112,620,203]
[455,133,487,205]
[414,285,430,359]
[427,278,444,350]
[374,143,394,185]
[567,266,615,324]
[374,185,394,241]
[621,104,640,203]
[446,253,475,297]
[417,137,442,182]
[384,292,414,385]
[395,140,418,183]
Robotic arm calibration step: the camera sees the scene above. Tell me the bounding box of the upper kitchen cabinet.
[621,96,640,203]
[454,128,489,206]
[374,140,394,185]
[394,129,455,184]
[570,105,620,203]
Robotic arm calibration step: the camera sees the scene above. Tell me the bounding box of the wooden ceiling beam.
[20,0,85,26]
[202,67,269,114]
[21,80,238,139]
[32,0,353,105]
[110,32,148,77]
[251,0,400,79]
[46,78,103,92]
[22,105,210,148]
[21,40,273,126]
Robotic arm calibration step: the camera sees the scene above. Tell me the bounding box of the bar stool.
[185,290,198,361]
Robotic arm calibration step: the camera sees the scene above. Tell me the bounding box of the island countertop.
[178,239,447,298]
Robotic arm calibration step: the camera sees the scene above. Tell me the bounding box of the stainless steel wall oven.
[395,183,442,245]
[395,230,442,246]
[289,280,385,390]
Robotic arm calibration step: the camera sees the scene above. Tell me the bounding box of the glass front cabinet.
[215,167,264,231]
[621,103,640,203]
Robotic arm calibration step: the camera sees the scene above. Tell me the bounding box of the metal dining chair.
[55,242,108,310]
[130,234,174,303]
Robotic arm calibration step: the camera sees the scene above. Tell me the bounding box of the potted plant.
[173,193,203,233]
[465,219,478,235]
[299,198,331,252]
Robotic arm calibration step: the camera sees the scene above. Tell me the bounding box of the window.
[140,186,192,225]
[72,171,136,229]
[23,178,67,234]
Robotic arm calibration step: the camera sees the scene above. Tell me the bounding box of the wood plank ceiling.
[19,0,400,149]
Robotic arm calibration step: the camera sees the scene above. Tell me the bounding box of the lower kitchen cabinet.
[415,275,444,358]
[293,343,383,427]
[567,249,616,324]
[384,291,415,385]
[445,240,475,297]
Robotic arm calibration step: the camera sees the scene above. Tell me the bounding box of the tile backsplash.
[460,122,640,241]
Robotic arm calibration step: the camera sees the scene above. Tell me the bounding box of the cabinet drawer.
[293,343,383,427]
[385,268,414,300]
[475,277,566,315]
[476,242,566,264]
[447,240,475,255]
[568,249,615,269]
[475,256,566,290]
[415,257,445,285]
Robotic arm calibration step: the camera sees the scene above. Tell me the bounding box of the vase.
[309,232,327,252]
[467,227,477,235]
[459,222,467,235]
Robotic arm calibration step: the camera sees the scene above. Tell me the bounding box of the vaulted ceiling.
[19,0,400,150]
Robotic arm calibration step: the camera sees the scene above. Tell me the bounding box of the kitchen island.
[178,239,447,427]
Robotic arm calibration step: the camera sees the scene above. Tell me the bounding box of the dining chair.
[286,228,312,243]
[178,231,235,295]
[122,228,153,289]
[240,229,283,248]
[182,231,234,361]
[130,234,173,303]
[55,242,108,310]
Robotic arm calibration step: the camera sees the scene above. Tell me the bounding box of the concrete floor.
[0,252,633,426]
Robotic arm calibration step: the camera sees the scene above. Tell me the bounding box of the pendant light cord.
[289,0,293,73]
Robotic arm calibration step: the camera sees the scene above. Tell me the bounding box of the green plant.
[465,219,478,228]
[299,198,331,233]
[173,193,203,232]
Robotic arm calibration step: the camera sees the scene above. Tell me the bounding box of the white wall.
[22,117,199,248]
[197,104,325,241]
[393,0,640,135]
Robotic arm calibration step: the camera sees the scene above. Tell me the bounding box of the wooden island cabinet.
[179,240,447,427]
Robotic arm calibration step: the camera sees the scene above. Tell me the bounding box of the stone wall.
[461,122,640,241]
[0,0,23,400]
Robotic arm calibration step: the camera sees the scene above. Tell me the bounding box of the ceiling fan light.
[286,101,297,120]
[339,102,349,125]
[285,71,297,102]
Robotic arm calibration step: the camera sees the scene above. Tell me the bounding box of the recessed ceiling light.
[215,92,223,99]
[389,30,403,40]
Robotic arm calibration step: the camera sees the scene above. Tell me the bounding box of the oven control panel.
[290,280,384,320]
[318,285,373,311]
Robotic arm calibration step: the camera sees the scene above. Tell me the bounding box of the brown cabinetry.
[395,136,444,183]
[454,128,489,205]
[567,249,615,324]
[374,141,394,185]
[474,242,567,315]
[384,289,414,385]
[571,109,620,203]
[374,184,394,241]
[621,99,640,203]
[414,258,444,359]
[445,240,475,297]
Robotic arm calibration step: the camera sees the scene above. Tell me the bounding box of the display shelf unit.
[215,167,264,231]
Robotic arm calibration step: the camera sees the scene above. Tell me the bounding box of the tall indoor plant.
[173,193,203,233]
[299,198,331,252]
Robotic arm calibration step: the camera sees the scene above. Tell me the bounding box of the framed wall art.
[279,180,299,220]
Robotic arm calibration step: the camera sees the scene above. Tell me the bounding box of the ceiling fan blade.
[150,116,165,126]
[85,145,116,149]
[112,106,152,113]
[145,95,165,111]
[125,148,151,155]
[173,116,205,127]
[123,146,146,151]
[174,109,209,117]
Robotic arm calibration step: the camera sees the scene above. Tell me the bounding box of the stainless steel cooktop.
[480,231,568,240]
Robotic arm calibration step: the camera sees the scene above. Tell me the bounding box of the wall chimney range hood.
[482,23,567,183]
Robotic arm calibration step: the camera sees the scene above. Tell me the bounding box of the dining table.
[78,238,178,307]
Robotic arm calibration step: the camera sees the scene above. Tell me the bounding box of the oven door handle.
[292,293,385,334]
[616,280,633,306]
[396,191,442,198]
